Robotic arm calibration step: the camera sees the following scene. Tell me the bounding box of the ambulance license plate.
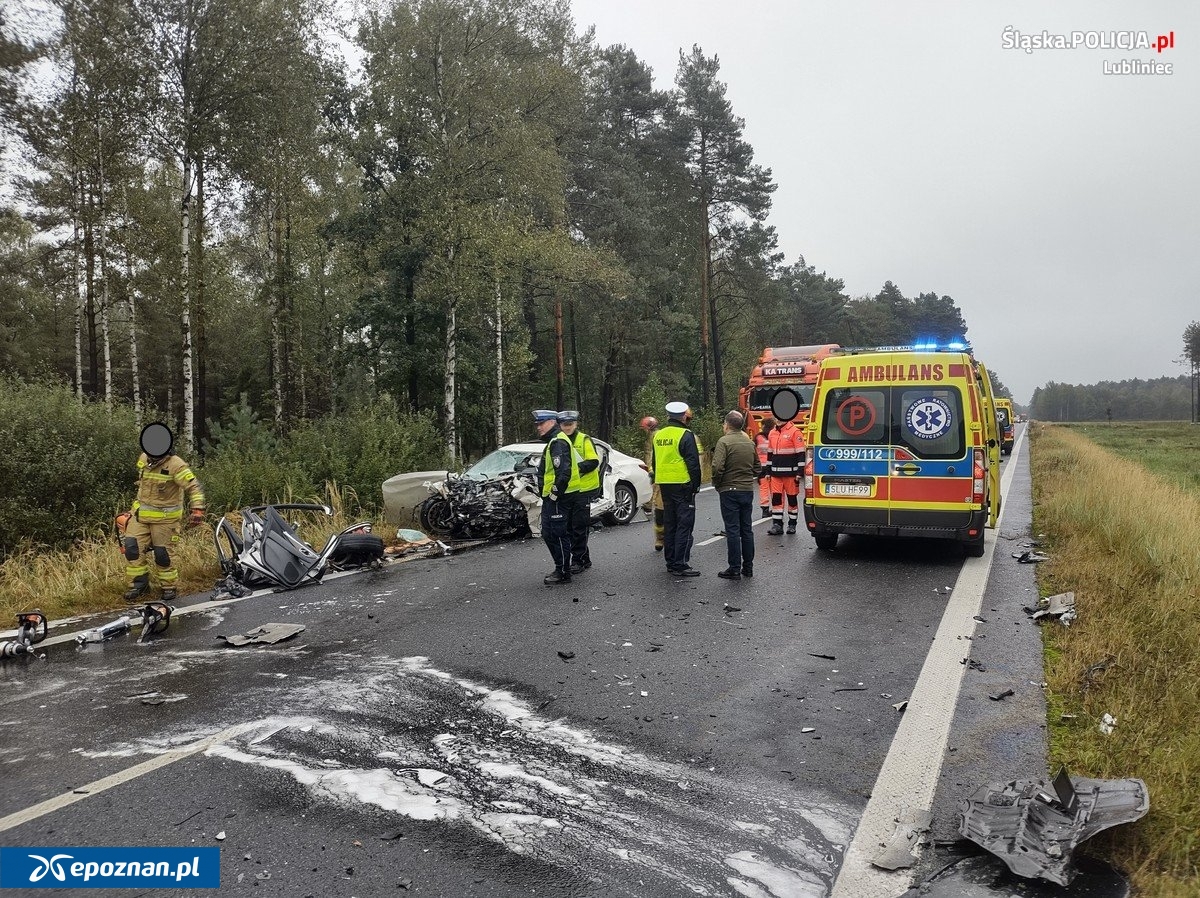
[825,483,871,497]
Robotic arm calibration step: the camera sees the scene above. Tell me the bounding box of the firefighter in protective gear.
[123,423,206,603]
[755,419,774,518]
[641,416,665,551]
[557,410,600,574]
[766,415,803,535]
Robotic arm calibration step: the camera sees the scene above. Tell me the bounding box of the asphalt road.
[0,429,1045,897]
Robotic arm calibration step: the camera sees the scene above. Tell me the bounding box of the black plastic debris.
[899,854,1132,898]
[1014,551,1050,563]
[958,768,1149,886]
[988,688,1015,702]
[218,623,306,646]
[556,650,575,661]
[808,653,836,661]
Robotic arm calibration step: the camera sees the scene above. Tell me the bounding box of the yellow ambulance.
[802,344,1002,556]
[994,397,1015,455]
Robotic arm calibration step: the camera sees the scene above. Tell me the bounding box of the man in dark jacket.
[711,410,761,579]
[534,409,574,585]
[653,401,703,576]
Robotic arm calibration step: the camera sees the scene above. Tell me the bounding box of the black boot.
[544,570,572,585]
[760,507,770,519]
[767,523,784,536]
[786,523,797,534]
[160,587,178,603]
[123,576,150,603]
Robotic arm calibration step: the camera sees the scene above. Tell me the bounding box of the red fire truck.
[738,344,841,438]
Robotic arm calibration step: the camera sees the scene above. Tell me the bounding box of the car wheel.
[602,483,638,526]
[815,532,838,551]
[419,496,455,536]
[329,533,385,566]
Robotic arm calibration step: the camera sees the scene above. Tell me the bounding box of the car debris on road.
[957,768,1148,886]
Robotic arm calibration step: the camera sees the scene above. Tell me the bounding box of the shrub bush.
[0,378,139,555]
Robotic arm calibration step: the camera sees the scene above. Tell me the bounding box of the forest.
[1,0,1016,551]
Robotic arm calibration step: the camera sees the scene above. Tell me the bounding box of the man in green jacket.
[557,410,601,574]
[711,410,761,580]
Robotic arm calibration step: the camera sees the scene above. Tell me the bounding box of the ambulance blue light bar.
[836,340,973,355]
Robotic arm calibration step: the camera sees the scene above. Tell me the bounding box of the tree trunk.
[72,203,84,403]
[405,270,418,412]
[84,186,98,398]
[554,297,564,410]
[180,153,195,449]
[194,155,207,449]
[96,124,112,407]
[568,298,582,417]
[283,197,294,422]
[707,230,725,408]
[121,186,142,427]
[271,196,284,427]
[597,332,621,441]
[495,275,504,448]
[445,295,458,463]
[698,201,711,409]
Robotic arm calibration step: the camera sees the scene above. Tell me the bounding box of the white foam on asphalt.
[204,655,856,896]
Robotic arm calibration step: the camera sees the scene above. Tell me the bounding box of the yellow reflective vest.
[567,431,600,494]
[541,432,578,497]
[653,424,692,484]
[133,453,205,523]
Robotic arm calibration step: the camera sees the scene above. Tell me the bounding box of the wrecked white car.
[382,439,651,538]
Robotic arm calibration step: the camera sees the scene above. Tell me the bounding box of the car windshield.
[463,448,532,479]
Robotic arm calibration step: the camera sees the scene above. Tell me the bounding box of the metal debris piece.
[871,806,933,870]
[218,623,306,646]
[801,727,816,734]
[892,700,909,712]
[75,616,134,646]
[958,768,1149,886]
[1081,655,1116,693]
[1030,591,1076,621]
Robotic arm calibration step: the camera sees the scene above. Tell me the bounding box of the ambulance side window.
[821,389,887,444]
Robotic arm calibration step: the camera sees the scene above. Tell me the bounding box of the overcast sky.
[569,0,1199,404]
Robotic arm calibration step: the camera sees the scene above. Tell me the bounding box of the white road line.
[830,428,1028,898]
[0,723,257,833]
[696,514,774,547]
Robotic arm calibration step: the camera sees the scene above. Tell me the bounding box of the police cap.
[532,409,558,422]
[556,410,579,423]
[665,401,690,417]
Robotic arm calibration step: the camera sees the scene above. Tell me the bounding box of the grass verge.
[1031,422,1200,896]
[0,484,390,625]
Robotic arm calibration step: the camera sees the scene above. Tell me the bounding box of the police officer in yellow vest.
[653,401,702,577]
[557,410,601,574]
[123,423,206,602]
[534,409,575,585]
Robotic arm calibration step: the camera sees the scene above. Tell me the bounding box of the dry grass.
[0,483,389,624]
[1031,423,1200,896]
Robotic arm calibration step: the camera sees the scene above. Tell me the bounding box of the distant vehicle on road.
[383,439,651,532]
